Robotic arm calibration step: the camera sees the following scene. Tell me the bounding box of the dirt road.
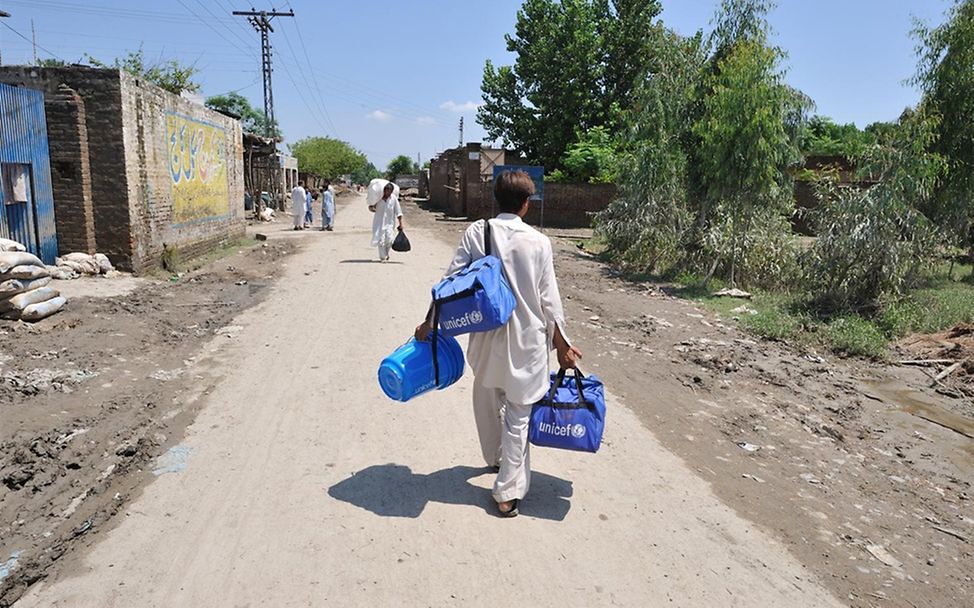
[13,195,841,607]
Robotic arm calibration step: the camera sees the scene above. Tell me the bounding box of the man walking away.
[321,180,335,231]
[291,181,307,230]
[415,170,581,517]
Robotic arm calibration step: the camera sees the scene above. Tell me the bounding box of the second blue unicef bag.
[529,368,606,453]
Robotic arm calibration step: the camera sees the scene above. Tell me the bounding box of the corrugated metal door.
[0,83,58,263]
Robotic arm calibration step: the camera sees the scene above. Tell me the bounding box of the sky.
[0,0,954,169]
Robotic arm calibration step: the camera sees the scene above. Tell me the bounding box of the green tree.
[386,155,416,179]
[595,31,706,273]
[693,0,809,285]
[351,162,382,185]
[550,126,620,183]
[88,47,199,95]
[36,58,67,67]
[913,0,974,260]
[804,111,945,308]
[205,92,280,138]
[801,116,876,158]
[291,137,368,180]
[478,0,663,168]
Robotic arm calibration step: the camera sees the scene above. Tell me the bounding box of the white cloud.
[415,116,437,126]
[439,100,481,113]
[366,110,393,122]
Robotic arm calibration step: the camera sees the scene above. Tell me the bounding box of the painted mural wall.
[119,70,244,272]
[166,113,230,223]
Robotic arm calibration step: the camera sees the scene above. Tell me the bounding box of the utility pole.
[458,117,464,148]
[0,11,10,66]
[233,7,293,138]
[233,7,294,211]
[31,18,36,65]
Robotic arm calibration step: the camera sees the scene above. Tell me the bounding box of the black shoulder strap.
[484,219,492,257]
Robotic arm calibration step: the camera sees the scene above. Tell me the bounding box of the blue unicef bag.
[529,368,606,453]
[428,220,516,385]
[431,220,516,336]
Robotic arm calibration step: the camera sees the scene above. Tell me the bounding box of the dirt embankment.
[409,199,972,608]
[0,237,296,606]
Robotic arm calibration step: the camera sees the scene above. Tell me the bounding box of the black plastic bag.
[392,228,411,252]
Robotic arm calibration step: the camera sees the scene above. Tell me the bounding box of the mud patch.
[0,237,296,607]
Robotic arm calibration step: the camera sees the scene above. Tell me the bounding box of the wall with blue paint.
[0,83,58,264]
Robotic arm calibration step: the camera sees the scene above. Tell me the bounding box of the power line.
[174,0,252,56]
[5,0,244,27]
[277,20,338,137]
[284,13,339,137]
[0,20,63,61]
[190,0,253,52]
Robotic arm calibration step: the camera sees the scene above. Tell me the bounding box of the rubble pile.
[0,249,65,322]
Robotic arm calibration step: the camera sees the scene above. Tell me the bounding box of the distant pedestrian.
[305,188,314,228]
[369,181,403,261]
[321,179,335,231]
[291,181,307,230]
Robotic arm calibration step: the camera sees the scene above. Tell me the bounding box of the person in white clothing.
[415,170,581,517]
[291,181,307,230]
[369,182,403,261]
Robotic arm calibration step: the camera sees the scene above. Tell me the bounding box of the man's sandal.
[497,499,519,518]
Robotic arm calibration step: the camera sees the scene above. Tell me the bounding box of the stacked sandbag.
[0,249,65,322]
[54,252,114,278]
[0,238,26,252]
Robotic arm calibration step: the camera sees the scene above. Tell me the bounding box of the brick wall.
[0,66,131,265]
[469,182,617,228]
[44,85,96,254]
[118,72,244,273]
[0,66,244,273]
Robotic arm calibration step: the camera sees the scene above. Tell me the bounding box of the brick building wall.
[0,66,129,260]
[44,85,96,254]
[118,71,244,273]
[0,66,244,272]
[469,181,616,228]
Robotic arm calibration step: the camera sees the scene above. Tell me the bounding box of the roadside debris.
[713,287,753,299]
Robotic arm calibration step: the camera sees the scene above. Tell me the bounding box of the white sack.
[0,276,50,298]
[0,238,26,252]
[93,253,114,274]
[0,286,59,313]
[0,251,44,274]
[18,296,66,322]
[366,178,398,207]
[1,264,50,281]
[46,265,77,280]
[61,252,93,263]
[56,257,98,275]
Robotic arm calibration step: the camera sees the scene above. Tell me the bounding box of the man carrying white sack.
[415,170,582,518]
[368,180,403,262]
[291,180,307,230]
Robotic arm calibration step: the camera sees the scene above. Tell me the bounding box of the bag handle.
[484,219,492,257]
[543,367,590,409]
[431,302,441,388]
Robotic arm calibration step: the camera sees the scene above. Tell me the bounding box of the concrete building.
[0,65,245,272]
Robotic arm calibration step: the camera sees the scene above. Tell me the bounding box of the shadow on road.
[338,259,404,265]
[327,464,572,521]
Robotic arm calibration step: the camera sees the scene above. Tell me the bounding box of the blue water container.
[378,334,465,402]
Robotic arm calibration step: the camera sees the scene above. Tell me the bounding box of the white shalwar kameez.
[371,191,402,260]
[290,185,307,229]
[442,213,570,503]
